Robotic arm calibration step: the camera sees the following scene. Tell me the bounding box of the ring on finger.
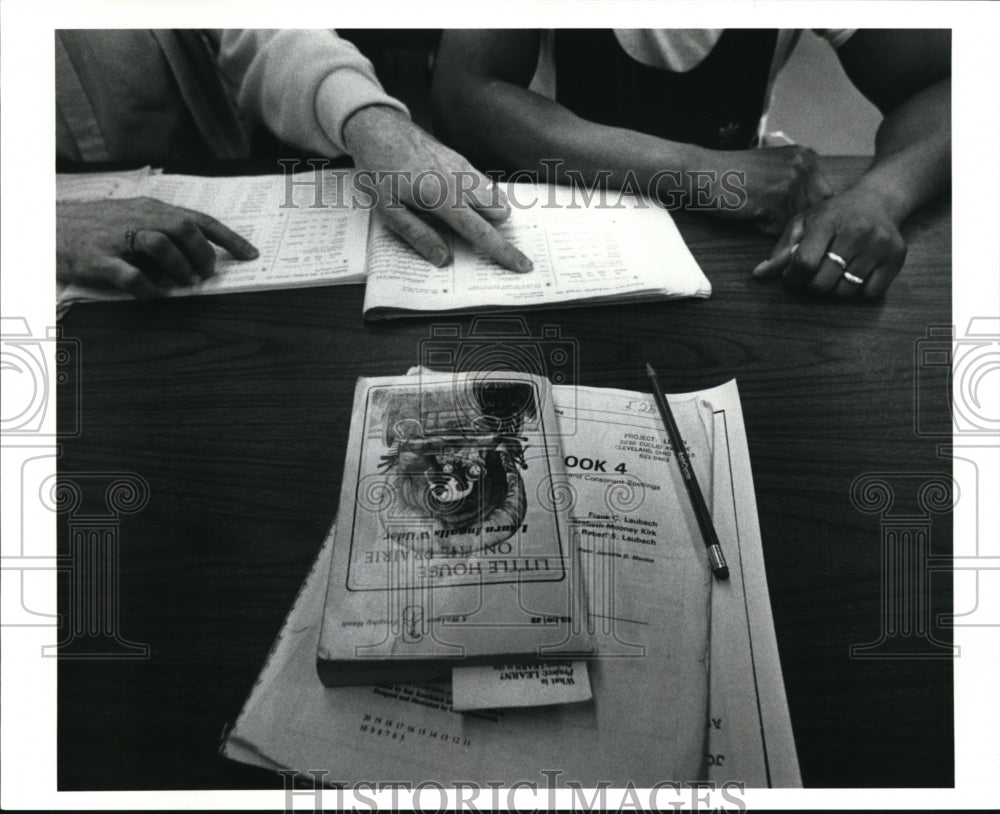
[825,250,848,270]
[841,271,865,285]
[124,228,139,253]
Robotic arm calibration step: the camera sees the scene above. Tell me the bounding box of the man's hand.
[705,145,835,235]
[57,198,258,299]
[342,105,533,273]
[752,186,907,299]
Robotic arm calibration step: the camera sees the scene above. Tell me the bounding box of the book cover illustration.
[347,375,567,591]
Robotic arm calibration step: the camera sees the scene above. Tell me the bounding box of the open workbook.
[56,169,711,319]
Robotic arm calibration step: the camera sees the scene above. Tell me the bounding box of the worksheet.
[550,381,800,785]
[701,382,801,786]
[362,183,711,318]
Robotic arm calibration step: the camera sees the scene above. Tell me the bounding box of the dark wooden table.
[56,157,953,789]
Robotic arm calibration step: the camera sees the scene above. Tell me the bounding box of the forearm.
[434,77,705,199]
[852,79,951,224]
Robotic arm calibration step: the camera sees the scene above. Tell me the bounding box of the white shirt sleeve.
[218,29,409,158]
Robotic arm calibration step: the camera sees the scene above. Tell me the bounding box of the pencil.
[645,364,730,581]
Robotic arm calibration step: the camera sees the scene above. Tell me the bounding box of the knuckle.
[468,218,493,241]
[194,242,215,264]
[141,231,169,256]
[789,254,816,277]
[112,264,140,288]
[177,218,200,238]
[402,220,429,245]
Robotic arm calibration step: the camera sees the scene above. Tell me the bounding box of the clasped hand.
[752,185,907,299]
[705,145,907,299]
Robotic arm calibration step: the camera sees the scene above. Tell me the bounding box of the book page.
[362,184,710,317]
[55,166,155,201]
[138,171,369,293]
[57,169,369,313]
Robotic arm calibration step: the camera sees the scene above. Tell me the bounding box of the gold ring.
[825,251,848,269]
[842,271,865,285]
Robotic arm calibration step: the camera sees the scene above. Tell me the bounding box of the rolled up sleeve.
[219,29,409,157]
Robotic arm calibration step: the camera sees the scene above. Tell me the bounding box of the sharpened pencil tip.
[645,363,656,378]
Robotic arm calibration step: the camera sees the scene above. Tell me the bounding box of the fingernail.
[752,261,768,277]
[431,248,449,267]
[247,246,260,259]
[516,256,534,273]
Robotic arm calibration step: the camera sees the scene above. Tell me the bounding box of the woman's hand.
[752,186,908,299]
[343,105,533,273]
[57,197,258,299]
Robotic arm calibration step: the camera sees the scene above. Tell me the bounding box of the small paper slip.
[451,660,593,711]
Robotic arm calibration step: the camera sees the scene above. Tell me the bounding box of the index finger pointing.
[753,218,804,279]
[436,205,533,273]
[192,212,259,261]
[752,242,798,279]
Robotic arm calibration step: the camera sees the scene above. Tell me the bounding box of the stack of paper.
[221,379,800,787]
